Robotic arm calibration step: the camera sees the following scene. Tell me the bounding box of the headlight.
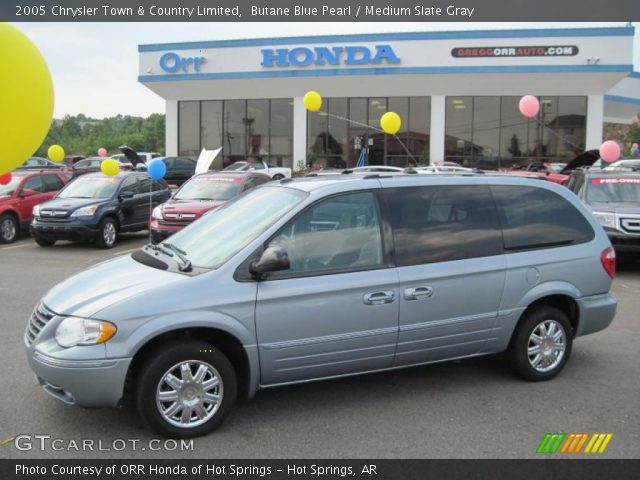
[55,317,117,347]
[32,205,40,217]
[592,212,616,229]
[152,206,164,220]
[70,205,98,217]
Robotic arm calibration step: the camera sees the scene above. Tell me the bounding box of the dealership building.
[138,26,640,170]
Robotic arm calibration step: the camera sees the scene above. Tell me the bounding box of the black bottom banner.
[2,459,639,480]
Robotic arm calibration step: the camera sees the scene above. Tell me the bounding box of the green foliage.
[35,113,165,157]
[630,123,640,144]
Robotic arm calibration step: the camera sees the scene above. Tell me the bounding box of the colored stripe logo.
[537,433,613,454]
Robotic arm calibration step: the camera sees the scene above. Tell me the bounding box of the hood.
[561,150,600,173]
[588,202,640,214]
[42,254,185,318]
[162,199,226,216]
[40,197,109,213]
[119,145,143,166]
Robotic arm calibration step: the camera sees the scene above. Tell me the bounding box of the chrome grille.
[25,303,55,345]
[621,218,640,234]
[160,213,197,226]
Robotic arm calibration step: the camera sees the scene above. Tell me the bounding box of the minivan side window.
[42,174,64,192]
[491,185,594,251]
[269,192,384,275]
[383,185,502,266]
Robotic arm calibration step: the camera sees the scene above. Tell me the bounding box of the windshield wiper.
[163,242,192,272]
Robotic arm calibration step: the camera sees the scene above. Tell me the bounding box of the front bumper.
[606,232,640,253]
[149,227,178,244]
[575,293,617,337]
[27,349,131,408]
[30,217,100,242]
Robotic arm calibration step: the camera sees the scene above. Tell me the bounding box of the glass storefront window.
[179,99,293,168]
[308,96,430,169]
[178,101,200,159]
[446,96,586,169]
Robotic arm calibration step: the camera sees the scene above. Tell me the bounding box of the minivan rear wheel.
[507,306,573,381]
[136,341,237,438]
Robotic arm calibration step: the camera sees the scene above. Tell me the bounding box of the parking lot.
[1,234,639,459]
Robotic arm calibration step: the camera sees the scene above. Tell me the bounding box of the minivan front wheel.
[507,306,573,381]
[136,341,237,438]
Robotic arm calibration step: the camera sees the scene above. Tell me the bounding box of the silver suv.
[25,174,617,438]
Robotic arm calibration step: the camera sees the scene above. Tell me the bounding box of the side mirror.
[19,188,36,197]
[249,245,290,278]
[119,190,135,200]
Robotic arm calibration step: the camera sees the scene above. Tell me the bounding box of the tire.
[95,217,118,249]
[272,174,284,181]
[507,306,573,381]
[34,236,55,247]
[136,340,237,438]
[0,214,18,244]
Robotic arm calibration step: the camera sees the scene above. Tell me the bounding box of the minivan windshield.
[58,176,120,199]
[164,186,307,269]
[586,178,640,204]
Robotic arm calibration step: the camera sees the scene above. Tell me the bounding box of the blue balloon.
[147,158,166,181]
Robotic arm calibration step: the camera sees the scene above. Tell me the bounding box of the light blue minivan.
[25,174,617,437]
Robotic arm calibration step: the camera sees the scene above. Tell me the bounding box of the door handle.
[363,291,396,306]
[404,286,434,301]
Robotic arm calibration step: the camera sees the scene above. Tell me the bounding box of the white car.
[223,160,292,180]
[414,165,475,174]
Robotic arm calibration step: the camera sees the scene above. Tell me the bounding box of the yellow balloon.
[101,159,120,177]
[47,144,65,163]
[380,112,402,135]
[0,24,54,175]
[303,91,322,112]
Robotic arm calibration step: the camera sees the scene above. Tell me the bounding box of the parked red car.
[505,161,567,179]
[547,150,600,185]
[149,172,270,243]
[0,170,69,243]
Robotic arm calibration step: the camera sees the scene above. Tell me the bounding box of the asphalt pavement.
[1,234,639,459]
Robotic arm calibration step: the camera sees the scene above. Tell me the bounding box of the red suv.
[0,170,69,243]
[149,172,270,243]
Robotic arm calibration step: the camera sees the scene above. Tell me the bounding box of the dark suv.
[31,172,171,248]
[567,168,640,253]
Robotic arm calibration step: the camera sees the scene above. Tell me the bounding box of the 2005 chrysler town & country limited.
[25,174,617,438]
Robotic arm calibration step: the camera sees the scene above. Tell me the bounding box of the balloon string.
[323,112,417,163]
[149,181,152,243]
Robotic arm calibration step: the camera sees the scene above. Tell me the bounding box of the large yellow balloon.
[47,145,65,163]
[0,24,54,175]
[303,91,322,112]
[380,112,402,135]
[101,159,120,177]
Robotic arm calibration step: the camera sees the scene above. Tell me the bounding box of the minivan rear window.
[383,185,502,266]
[491,185,594,251]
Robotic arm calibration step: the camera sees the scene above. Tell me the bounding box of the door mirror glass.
[250,245,290,277]
[119,190,135,200]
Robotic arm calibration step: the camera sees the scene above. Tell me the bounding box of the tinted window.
[385,185,502,266]
[42,174,64,192]
[491,185,594,250]
[22,176,45,192]
[269,192,384,275]
[152,180,167,192]
[176,158,194,169]
[137,177,152,194]
[119,176,138,195]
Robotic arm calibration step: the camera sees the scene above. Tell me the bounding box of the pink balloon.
[519,95,540,118]
[599,141,621,163]
[98,148,107,157]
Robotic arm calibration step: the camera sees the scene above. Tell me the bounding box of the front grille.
[621,218,640,234]
[25,303,55,345]
[160,213,197,226]
[39,210,70,219]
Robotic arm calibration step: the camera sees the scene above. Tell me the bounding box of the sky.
[13,22,640,119]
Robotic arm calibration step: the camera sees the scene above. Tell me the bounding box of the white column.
[430,95,445,165]
[292,96,307,171]
[586,95,604,150]
[165,100,178,156]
